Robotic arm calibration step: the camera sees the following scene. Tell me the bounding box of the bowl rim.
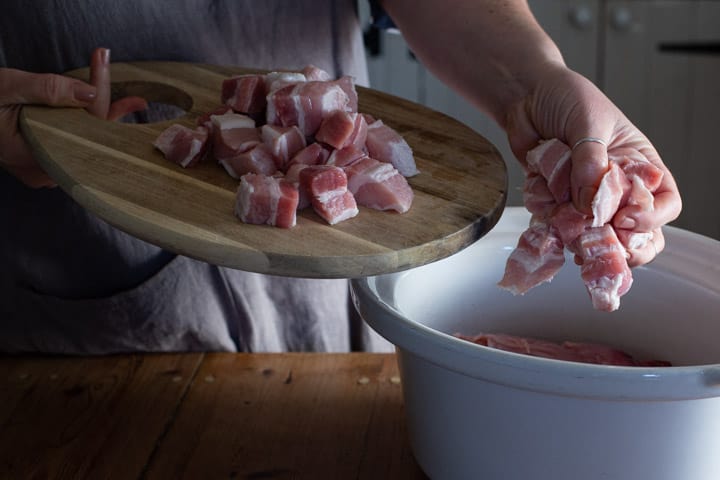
[351,208,720,401]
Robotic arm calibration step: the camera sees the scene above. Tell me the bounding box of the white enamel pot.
[351,207,720,480]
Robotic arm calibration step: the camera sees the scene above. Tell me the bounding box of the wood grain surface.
[0,353,428,480]
[20,62,507,278]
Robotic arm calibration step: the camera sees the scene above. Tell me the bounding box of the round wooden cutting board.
[19,62,507,278]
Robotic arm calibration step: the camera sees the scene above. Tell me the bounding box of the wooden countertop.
[0,353,428,479]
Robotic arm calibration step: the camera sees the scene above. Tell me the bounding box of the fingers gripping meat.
[499,138,663,312]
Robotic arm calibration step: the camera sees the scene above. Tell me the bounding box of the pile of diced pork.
[152,65,418,228]
[498,139,664,312]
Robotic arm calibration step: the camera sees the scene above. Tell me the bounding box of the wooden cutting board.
[19,62,507,278]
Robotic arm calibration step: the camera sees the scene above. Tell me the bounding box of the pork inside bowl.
[351,207,720,480]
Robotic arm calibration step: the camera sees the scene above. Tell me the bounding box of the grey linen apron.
[0,0,392,353]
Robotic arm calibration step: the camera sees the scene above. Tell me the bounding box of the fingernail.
[73,83,97,102]
[101,48,111,64]
[617,217,636,229]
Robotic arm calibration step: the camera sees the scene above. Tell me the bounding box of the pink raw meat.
[301,64,332,82]
[525,138,572,203]
[235,173,299,228]
[573,225,633,312]
[210,112,260,161]
[266,81,351,136]
[344,157,413,213]
[500,138,665,312]
[547,203,591,246]
[153,124,209,168]
[263,71,306,94]
[456,332,671,366]
[591,162,631,227]
[287,142,330,169]
[611,148,664,192]
[523,174,556,218]
[315,110,368,150]
[261,124,307,171]
[209,111,259,161]
[497,222,566,295]
[615,228,653,251]
[284,163,312,209]
[365,119,419,177]
[219,143,278,179]
[196,105,233,133]
[332,76,358,112]
[326,144,368,168]
[221,74,267,116]
[300,165,359,224]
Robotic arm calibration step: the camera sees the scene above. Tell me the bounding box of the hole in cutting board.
[110,81,193,124]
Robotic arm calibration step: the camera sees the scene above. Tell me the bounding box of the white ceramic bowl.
[351,207,720,480]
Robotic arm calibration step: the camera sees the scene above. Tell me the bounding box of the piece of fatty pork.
[153,124,209,168]
[235,173,299,228]
[499,138,664,312]
[299,165,359,225]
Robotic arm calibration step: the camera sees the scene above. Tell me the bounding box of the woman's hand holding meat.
[0,47,146,189]
[503,62,681,266]
[382,0,681,267]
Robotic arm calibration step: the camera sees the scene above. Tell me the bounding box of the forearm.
[380,0,565,128]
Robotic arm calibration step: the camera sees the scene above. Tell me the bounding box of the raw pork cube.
[497,222,566,295]
[220,144,278,179]
[344,157,413,213]
[311,191,358,225]
[222,74,267,116]
[522,174,556,218]
[574,225,633,312]
[284,163,312,210]
[332,76,358,112]
[364,119,419,177]
[210,112,261,160]
[266,81,351,136]
[287,142,331,169]
[196,105,233,133]
[315,110,368,150]
[153,124,209,168]
[213,127,261,161]
[300,165,359,225]
[263,71,306,94]
[547,203,591,246]
[210,111,256,130]
[615,229,653,251]
[326,144,367,168]
[610,148,664,192]
[591,162,631,227]
[235,173,299,228]
[525,138,571,204]
[301,64,332,82]
[261,124,307,171]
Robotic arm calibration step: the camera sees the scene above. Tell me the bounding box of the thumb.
[1,68,97,107]
[569,137,609,214]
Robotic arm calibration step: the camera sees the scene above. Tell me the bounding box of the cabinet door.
[603,0,720,239]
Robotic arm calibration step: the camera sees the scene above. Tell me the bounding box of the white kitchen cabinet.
[362,0,720,239]
[603,1,720,239]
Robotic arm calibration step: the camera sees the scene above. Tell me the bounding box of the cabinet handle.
[568,6,593,30]
[610,7,634,32]
[659,42,720,56]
